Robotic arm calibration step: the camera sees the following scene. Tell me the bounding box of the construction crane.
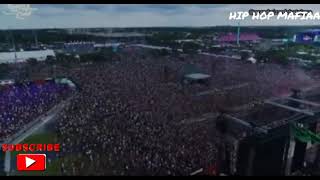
[237,22,241,47]
[6,28,20,81]
[32,29,39,48]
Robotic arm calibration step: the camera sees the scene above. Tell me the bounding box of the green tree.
[209,47,224,54]
[159,49,169,56]
[256,50,289,65]
[255,51,269,63]
[147,32,184,46]
[0,63,10,79]
[270,50,289,65]
[240,51,251,61]
[26,58,38,66]
[100,47,114,59]
[25,58,38,78]
[55,53,74,68]
[182,42,200,54]
[80,49,114,63]
[45,55,56,65]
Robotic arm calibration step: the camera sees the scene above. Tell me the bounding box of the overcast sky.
[1,4,320,29]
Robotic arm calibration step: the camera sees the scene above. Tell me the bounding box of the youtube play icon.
[17,154,46,171]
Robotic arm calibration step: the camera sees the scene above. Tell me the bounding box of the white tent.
[55,78,76,88]
[0,50,55,64]
[0,79,15,86]
[247,57,257,64]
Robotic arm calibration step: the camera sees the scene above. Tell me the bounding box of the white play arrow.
[25,157,36,168]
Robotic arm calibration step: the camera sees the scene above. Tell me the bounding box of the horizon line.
[1,25,320,30]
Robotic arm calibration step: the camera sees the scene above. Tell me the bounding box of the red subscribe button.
[17,154,46,171]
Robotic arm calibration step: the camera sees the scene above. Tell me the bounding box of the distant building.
[94,43,123,52]
[294,29,320,44]
[48,42,65,50]
[0,50,55,64]
[175,39,201,43]
[63,41,95,54]
[94,43,122,48]
[297,51,308,55]
[216,33,262,43]
[271,39,287,45]
[130,44,171,51]
[86,32,148,38]
[75,32,149,43]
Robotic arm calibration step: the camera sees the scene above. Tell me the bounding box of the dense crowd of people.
[52,48,315,175]
[55,55,217,175]
[0,80,72,141]
[1,47,317,175]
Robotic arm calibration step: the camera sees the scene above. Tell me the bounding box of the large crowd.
[55,53,217,175]
[0,80,72,141]
[1,47,317,175]
[52,48,315,175]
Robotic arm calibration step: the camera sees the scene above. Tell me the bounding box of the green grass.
[20,133,57,144]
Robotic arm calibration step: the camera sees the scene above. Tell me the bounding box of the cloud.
[0,4,320,29]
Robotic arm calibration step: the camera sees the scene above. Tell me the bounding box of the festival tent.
[0,50,55,64]
[217,33,262,43]
[55,78,77,88]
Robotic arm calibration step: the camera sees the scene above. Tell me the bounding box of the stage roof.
[184,73,211,80]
